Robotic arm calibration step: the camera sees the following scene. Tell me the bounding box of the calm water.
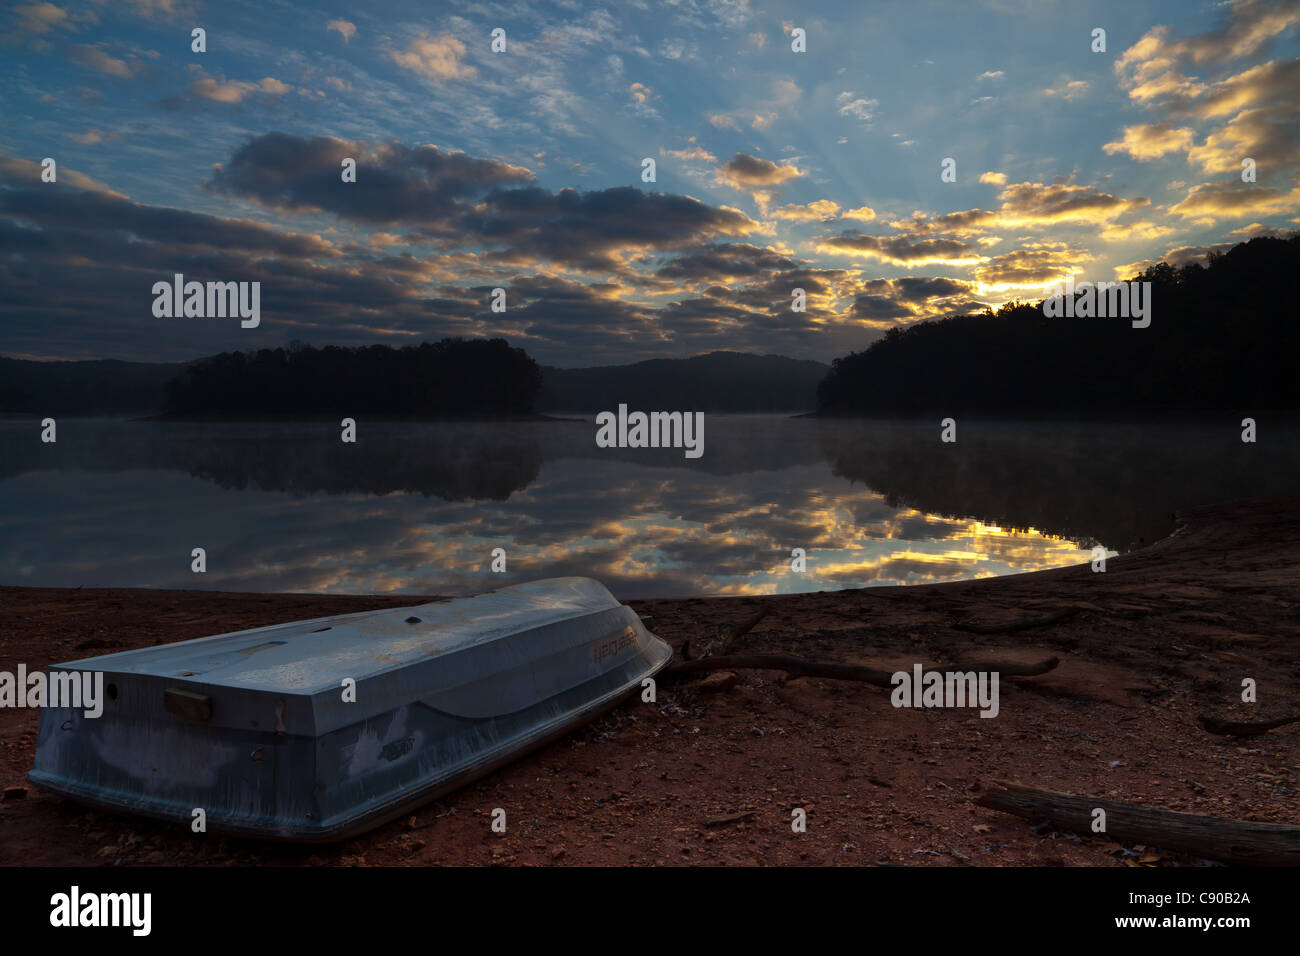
[1,416,1295,599]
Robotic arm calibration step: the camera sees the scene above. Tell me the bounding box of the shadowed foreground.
[2,496,1297,866]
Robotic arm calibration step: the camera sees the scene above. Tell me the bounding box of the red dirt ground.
[2,496,1297,866]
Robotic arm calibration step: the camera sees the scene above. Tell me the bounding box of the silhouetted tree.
[817,234,1300,416]
[164,337,543,418]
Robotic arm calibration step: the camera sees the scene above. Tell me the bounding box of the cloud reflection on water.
[3,415,1294,599]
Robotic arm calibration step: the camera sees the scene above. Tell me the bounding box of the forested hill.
[816,234,1300,417]
[163,338,542,418]
[0,357,184,416]
[538,351,829,412]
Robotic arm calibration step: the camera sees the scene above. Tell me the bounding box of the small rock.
[2,786,27,802]
[699,671,738,693]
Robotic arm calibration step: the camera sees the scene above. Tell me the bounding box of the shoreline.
[2,495,1297,866]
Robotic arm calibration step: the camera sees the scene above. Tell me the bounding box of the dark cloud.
[860,276,973,302]
[205,132,535,223]
[850,294,913,320]
[205,134,760,270]
[715,152,804,189]
[656,242,796,280]
[818,230,980,264]
[464,186,761,269]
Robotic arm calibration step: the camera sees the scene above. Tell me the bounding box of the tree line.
[163,338,542,418]
[817,235,1300,416]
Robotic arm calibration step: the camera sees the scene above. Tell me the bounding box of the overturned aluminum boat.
[29,577,671,841]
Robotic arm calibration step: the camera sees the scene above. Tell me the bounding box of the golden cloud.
[770,199,841,221]
[1103,122,1197,160]
[816,232,983,267]
[971,242,1093,293]
[1169,178,1300,220]
[389,32,476,82]
[715,153,805,190]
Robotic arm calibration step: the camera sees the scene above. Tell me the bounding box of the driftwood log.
[666,653,1060,686]
[684,606,769,660]
[950,606,1080,634]
[669,608,1059,685]
[977,781,1300,866]
[1197,713,1300,738]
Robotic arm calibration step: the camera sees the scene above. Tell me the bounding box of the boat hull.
[28,577,672,841]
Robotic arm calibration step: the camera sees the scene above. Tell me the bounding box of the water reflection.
[0,416,1294,598]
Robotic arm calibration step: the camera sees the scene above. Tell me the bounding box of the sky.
[1,0,1298,366]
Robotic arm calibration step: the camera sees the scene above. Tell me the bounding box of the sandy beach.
[2,495,1297,867]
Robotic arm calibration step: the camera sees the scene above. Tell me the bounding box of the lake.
[1,416,1295,599]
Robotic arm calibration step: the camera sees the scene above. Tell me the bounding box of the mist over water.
[2,416,1296,599]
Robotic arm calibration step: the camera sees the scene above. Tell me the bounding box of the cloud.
[662,145,717,163]
[0,154,360,360]
[972,243,1093,291]
[125,0,195,18]
[978,171,1007,185]
[67,44,137,78]
[1044,79,1089,101]
[0,155,126,198]
[887,208,997,237]
[715,153,805,190]
[1099,220,1176,242]
[848,276,983,329]
[836,91,878,125]
[1169,178,1300,220]
[1186,100,1300,175]
[469,187,763,270]
[257,77,291,95]
[1114,1,1298,108]
[842,206,876,222]
[770,199,840,221]
[1103,122,1198,160]
[1104,1,1300,218]
[67,129,120,146]
[1123,0,1299,74]
[977,70,1004,80]
[12,2,68,36]
[389,32,476,82]
[326,19,356,43]
[655,242,796,280]
[206,132,535,222]
[6,153,780,365]
[206,134,761,271]
[1194,56,1300,119]
[995,181,1149,227]
[628,81,658,117]
[816,231,982,266]
[185,72,291,103]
